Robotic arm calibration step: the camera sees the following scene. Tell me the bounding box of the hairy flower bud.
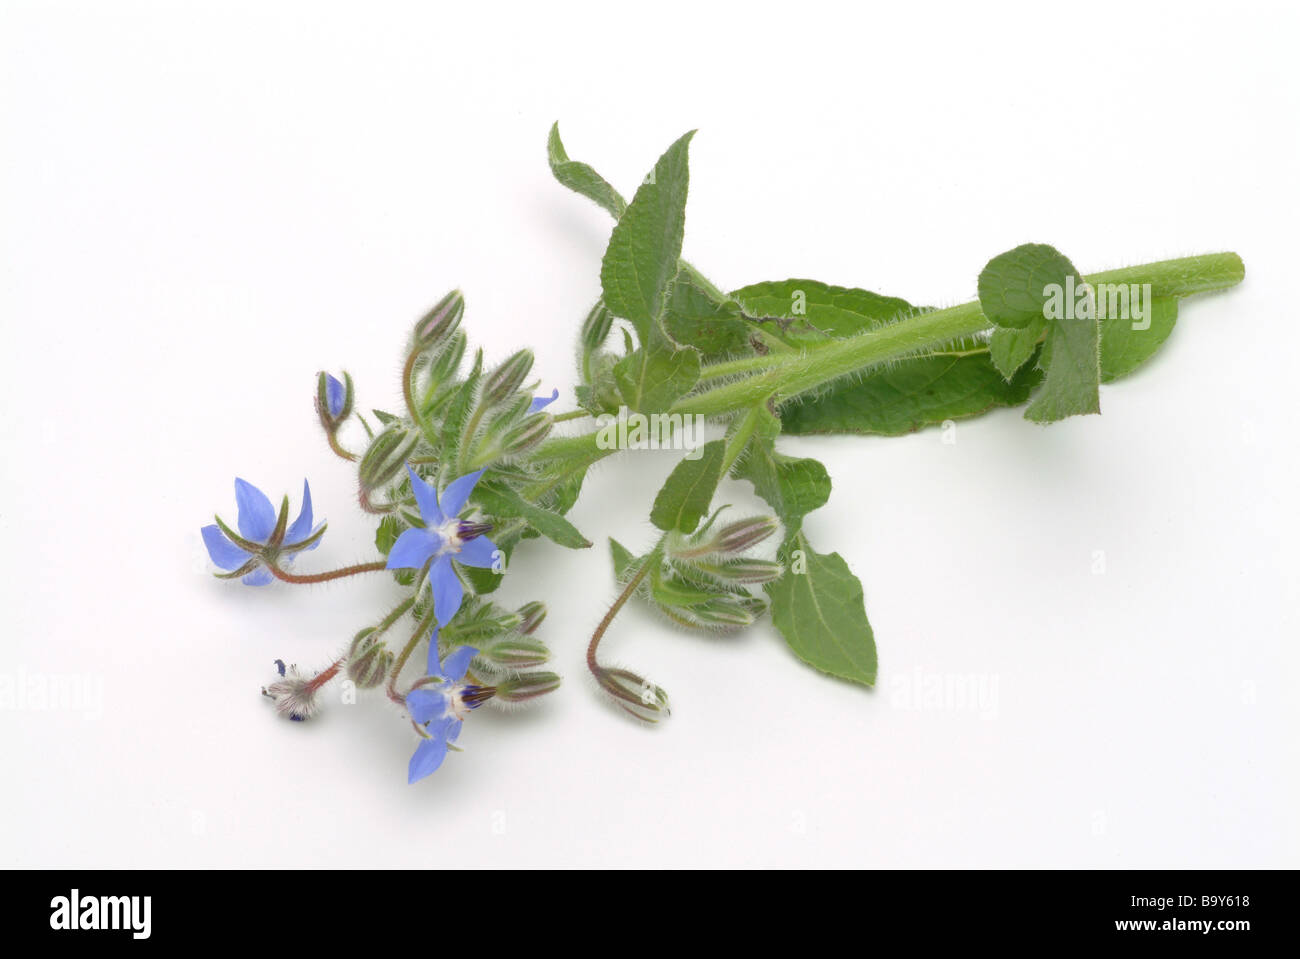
[516,601,547,634]
[358,425,420,492]
[316,371,353,428]
[480,635,551,669]
[500,412,553,455]
[481,349,534,407]
[695,559,784,585]
[346,629,393,689]
[593,666,670,723]
[580,301,614,352]
[495,671,562,703]
[710,516,780,554]
[413,289,464,351]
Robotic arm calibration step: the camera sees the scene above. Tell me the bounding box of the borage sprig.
[200,123,1245,783]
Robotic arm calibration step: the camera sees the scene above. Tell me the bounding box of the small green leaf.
[664,264,753,358]
[767,531,876,687]
[613,345,701,413]
[546,123,627,219]
[609,537,638,579]
[1100,296,1177,383]
[474,483,591,550]
[978,243,1077,331]
[734,432,830,533]
[650,439,726,533]
[600,130,695,342]
[978,244,1100,423]
[988,317,1047,380]
[732,278,916,345]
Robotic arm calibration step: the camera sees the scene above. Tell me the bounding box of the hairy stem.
[266,559,387,584]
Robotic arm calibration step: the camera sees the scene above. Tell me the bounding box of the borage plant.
[201,124,1245,783]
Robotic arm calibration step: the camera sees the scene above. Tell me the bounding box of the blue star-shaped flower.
[406,639,492,783]
[201,479,323,586]
[386,465,498,624]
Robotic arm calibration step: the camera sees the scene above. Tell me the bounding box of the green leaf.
[650,439,725,533]
[978,243,1077,331]
[734,431,831,533]
[781,345,1043,436]
[613,344,701,413]
[546,123,627,219]
[664,264,753,358]
[767,531,876,687]
[600,130,695,342]
[989,318,1047,379]
[978,244,1100,423]
[474,483,591,550]
[1099,295,1177,383]
[731,278,916,345]
[609,537,638,579]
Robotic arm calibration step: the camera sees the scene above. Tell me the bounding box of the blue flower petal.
[242,567,274,587]
[386,527,440,570]
[408,736,450,783]
[201,525,252,571]
[325,374,346,418]
[528,389,560,414]
[440,645,479,683]
[234,478,277,543]
[455,535,499,570]
[446,718,464,743]
[430,554,464,624]
[438,469,484,520]
[425,625,442,675]
[285,480,314,544]
[406,688,448,725]
[406,465,444,526]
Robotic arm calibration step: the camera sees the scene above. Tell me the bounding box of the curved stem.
[266,559,387,584]
[387,600,438,704]
[587,552,656,674]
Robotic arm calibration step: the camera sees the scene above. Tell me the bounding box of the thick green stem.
[682,253,1244,416]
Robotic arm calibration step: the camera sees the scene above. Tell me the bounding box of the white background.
[3,0,1297,868]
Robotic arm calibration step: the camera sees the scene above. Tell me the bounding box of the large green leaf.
[767,531,876,686]
[600,131,695,342]
[650,439,725,533]
[781,344,1043,436]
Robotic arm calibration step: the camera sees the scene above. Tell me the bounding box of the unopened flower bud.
[316,371,353,428]
[711,516,780,554]
[580,301,614,352]
[685,597,759,628]
[481,349,535,407]
[516,601,547,634]
[495,671,562,703]
[346,629,393,690]
[697,559,784,585]
[593,666,670,723]
[501,412,553,455]
[480,635,551,669]
[358,425,420,492]
[413,289,464,351]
